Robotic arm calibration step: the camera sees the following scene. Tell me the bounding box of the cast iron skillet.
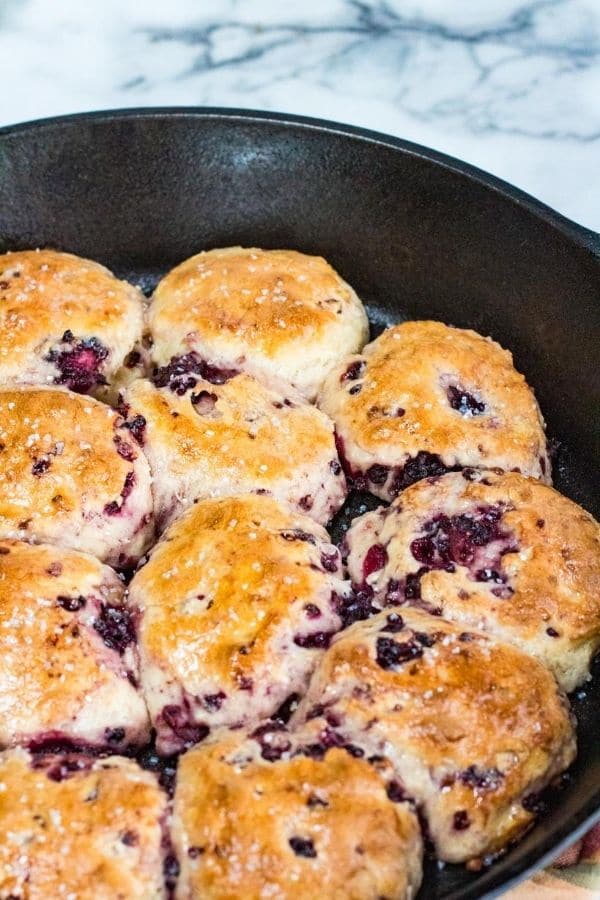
[0,108,598,898]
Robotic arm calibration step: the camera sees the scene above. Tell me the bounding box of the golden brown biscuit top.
[301,608,575,809]
[0,386,139,527]
[130,496,340,691]
[322,320,548,472]
[0,249,142,370]
[126,373,335,485]
[173,732,422,900]
[381,471,600,644]
[149,246,362,361]
[0,749,166,900]
[0,540,125,730]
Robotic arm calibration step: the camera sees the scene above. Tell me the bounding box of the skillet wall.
[0,113,598,489]
[0,111,598,899]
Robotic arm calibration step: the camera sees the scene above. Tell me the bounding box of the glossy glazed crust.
[129,495,349,753]
[0,539,149,749]
[148,247,369,400]
[0,749,166,899]
[125,373,346,529]
[0,249,144,398]
[318,321,550,500]
[0,386,154,565]
[172,732,423,900]
[293,608,576,864]
[346,471,600,691]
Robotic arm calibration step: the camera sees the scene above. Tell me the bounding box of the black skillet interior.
[0,108,598,898]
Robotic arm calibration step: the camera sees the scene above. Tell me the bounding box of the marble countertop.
[0,0,598,231]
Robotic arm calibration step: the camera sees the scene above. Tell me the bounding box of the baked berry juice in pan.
[0,109,598,899]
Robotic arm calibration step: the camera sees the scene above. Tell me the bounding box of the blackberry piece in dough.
[346,470,600,691]
[0,386,154,566]
[0,249,144,401]
[129,495,351,754]
[124,368,345,531]
[171,730,423,900]
[0,539,149,750]
[293,607,576,865]
[148,246,369,400]
[0,748,166,899]
[318,321,550,500]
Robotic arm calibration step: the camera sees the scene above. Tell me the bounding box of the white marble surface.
[0,0,598,230]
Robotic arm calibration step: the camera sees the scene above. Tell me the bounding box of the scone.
[0,539,149,750]
[171,730,423,899]
[123,367,345,530]
[0,249,144,399]
[318,321,550,500]
[129,495,351,754]
[0,386,154,566]
[148,247,369,400]
[345,470,600,691]
[292,608,576,865]
[0,748,166,899]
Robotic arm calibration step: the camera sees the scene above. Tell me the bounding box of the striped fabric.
[506,825,600,898]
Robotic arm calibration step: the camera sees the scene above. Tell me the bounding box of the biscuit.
[124,368,345,530]
[0,748,166,899]
[171,730,423,899]
[318,321,550,500]
[129,495,351,754]
[0,386,154,565]
[0,249,144,400]
[345,470,600,691]
[148,247,369,400]
[0,539,149,750]
[293,608,576,865]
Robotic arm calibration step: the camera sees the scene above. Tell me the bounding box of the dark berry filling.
[453,810,471,830]
[105,727,126,744]
[57,594,86,612]
[299,495,313,512]
[123,415,147,445]
[447,384,486,416]
[39,755,94,783]
[137,742,179,796]
[293,631,335,649]
[159,704,210,751]
[334,586,377,628]
[114,434,137,461]
[46,335,109,393]
[271,693,301,725]
[304,604,322,619]
[329,459,342,476]
[153,353,238,395]
[386,780,409,803]
[381,612,404,633]
[104,471,136,516]
[281,529,317,545]
[93,604,136,654]
[362,543,388,579]
[341,360,365,383]
[32,457,51,476]
[459,765,504,792]
[124,349,142,368]
[408,504,516,594]
[251,722,292,761]
[289,837,317,858]
[320,551,339,572]
[390,452,458,496]
[203,691,227,712]
[375,636,423,669]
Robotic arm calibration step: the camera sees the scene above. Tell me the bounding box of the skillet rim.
[0,104,598,899]
[0,106,598,259]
